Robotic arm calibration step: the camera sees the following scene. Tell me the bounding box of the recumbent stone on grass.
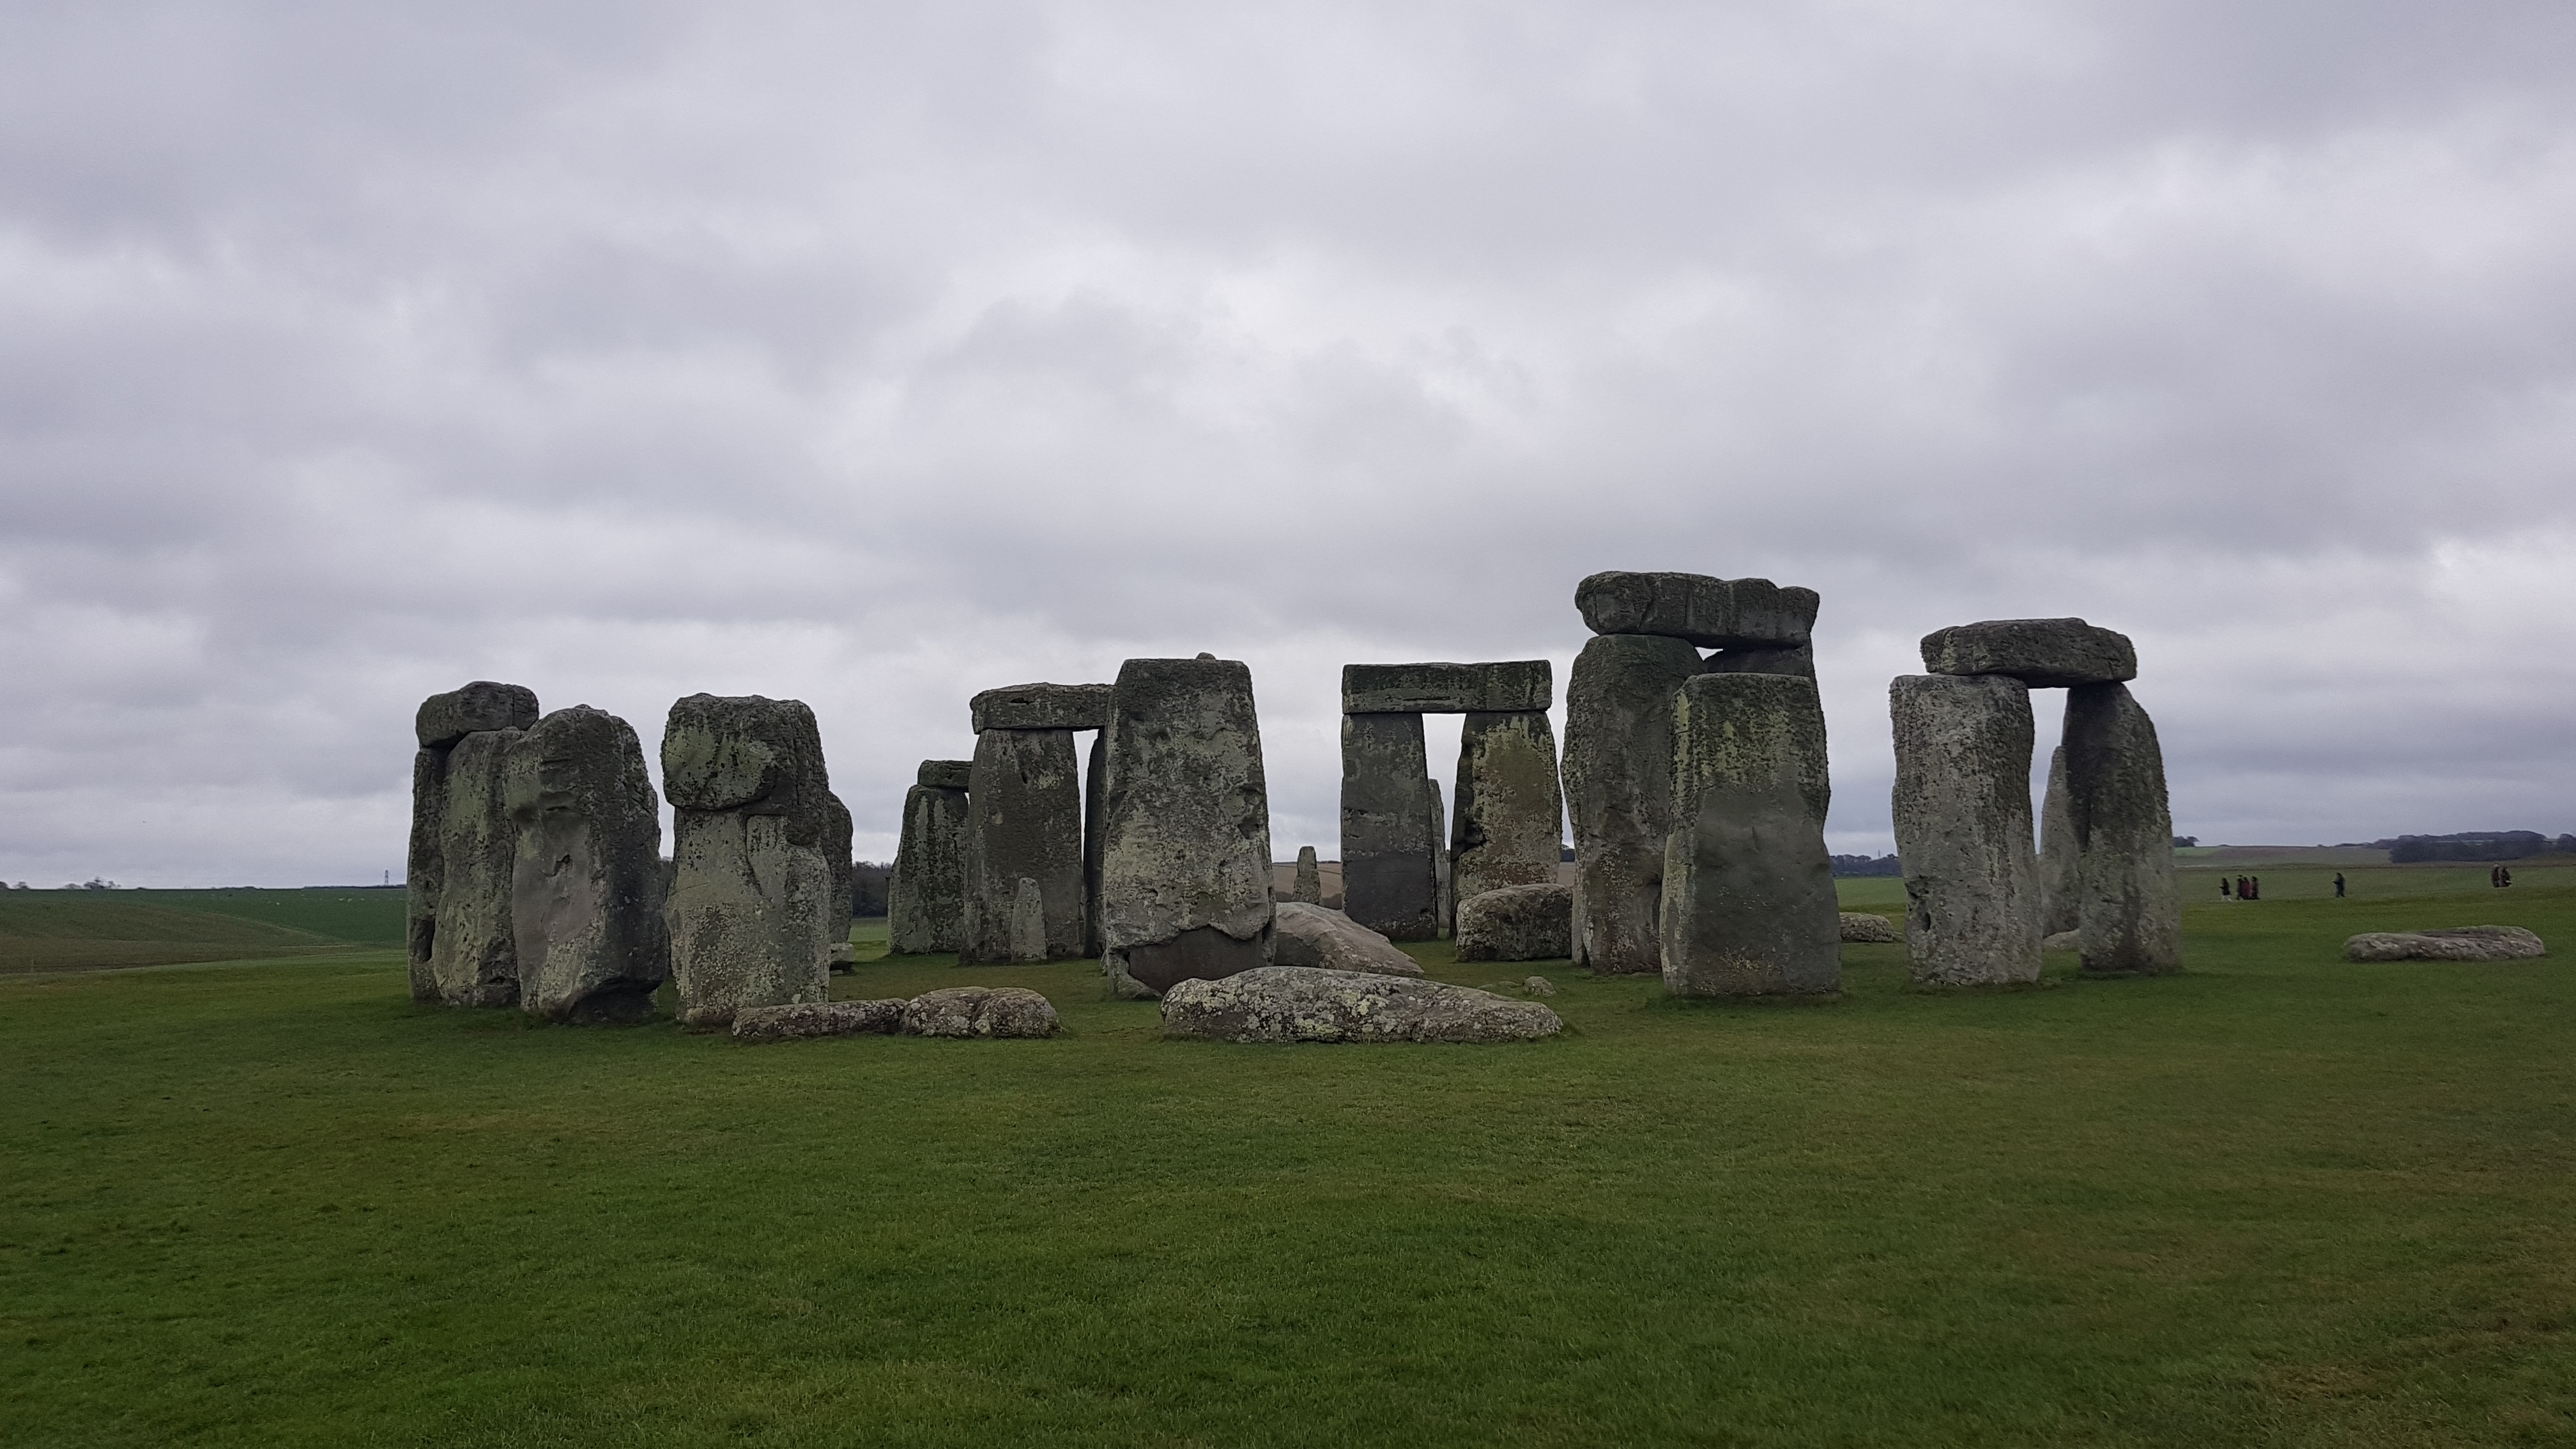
[1455,882,1573,962]
[1159,967,1563,1044]
[1270,901,1423,977]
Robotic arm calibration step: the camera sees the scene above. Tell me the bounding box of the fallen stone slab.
[1920,618,2137,688]
[2344,926,2545,962]
[1271,901,1424,977]
[731,999,906,1041]
[1524,975,1557,997]
[2043,930,2082,952]
[416,680,540,749]
[917,758,973,791]
[970,682,1112,733]
[1455,882,1574,962]
[903,985,1061,1038]
[1342,661,1552,715]
[1575,572,1818,650]
[1840,913,1898,944]
[1160,967,1563,1044]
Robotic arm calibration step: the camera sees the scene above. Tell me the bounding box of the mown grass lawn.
[3,873,2570,1447]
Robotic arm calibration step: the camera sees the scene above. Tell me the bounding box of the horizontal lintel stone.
[1919,618,2136,687]
[1342,661,1552,714]
[970,682,1112,733]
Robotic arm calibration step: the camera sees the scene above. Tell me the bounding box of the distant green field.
[0,887,406,974]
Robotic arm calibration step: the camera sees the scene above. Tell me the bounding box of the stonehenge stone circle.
[1563,632,1701,974]
[1889,674,2043,987]
[1160,967,1565,1044]
[960,726,1086,963]
[408,680,539,1004]
[1338,710,1441,941]
[1097,656,1276,999]
[970,682,1113,733]
[661,693,840,1030]
[1920,618,2137,687]
[1575,571,1818,650]
[1292,846,1322,903]
[1455,882,1574,963]
[1271,901,1425,977]
[2344,926,2545,962]
[1450,709,1565,908]
[1342,661,1551,715]
[423,728,527,1008]
[504,705,670,1023]
[888,762,969,954]
[2038,745,2082,936]
[2062,682,2182,976]
[1660,672,1841,997]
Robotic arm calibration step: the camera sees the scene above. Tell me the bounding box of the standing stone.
[1084,731,1107,956]
[408,681,539,1002]
[504,705,668,1023]
[427,729,526,1008]
[2062,682,2182,976]
[1889,675,2043,988]
[1451,710,1565,909]
[1339,712,1440,941]
[889,762,970,954]
[960,728,1086,963]
[1431,778,1452,935]
[1563,633,1701,975]
[662,694,839,1030]
[825,792,854,966]
[2038,744,2081,936]
[1660,673,1839,996]
[1292,847,1322,904]
[1098,656,1275,999]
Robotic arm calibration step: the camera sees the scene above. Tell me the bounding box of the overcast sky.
[4,2,2573,887]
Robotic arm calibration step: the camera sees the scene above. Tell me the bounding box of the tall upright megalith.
[960,727,1086,962]
[1098,656,1275,999]
[2038,744,2080,935]
[1430,778,1452,934]
[1452,710,1565,908]
[2063,682,2182,976]
[661,694,839,1030]
[1338,710,1439,940]
[408,680,540,1007]
[1563,633,1701,975]
[1084,731,1107,956]
[889,760,970,954]
[1660,672,1839,997]
[1292,846,1322,904]
[505,705,669,1023]
[1889,675,2041,987]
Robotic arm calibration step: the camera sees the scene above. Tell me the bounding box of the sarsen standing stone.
[662,694,839,1029]
[505,705,668,1023]
[1889,675,2042,987]
[1098,656,1275,999]
[1563,632,1700,974]
[1660,672,1839,997]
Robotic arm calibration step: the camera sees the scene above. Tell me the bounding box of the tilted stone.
[424,728,524,1008]
[1563,633,1701,975]
[959,728,1086,963]
[415,680,539,749]
[1455,882,1574,963]
[970,682,1112,733]
[732,999,905,1041]
[1097,656,1276,999]
[1451,710,1565,907]
[1342,661,1552,715]
[1660,672,1840,997]
[2344,926,2545,963]
[663,694,839,1029]
[2037,744,2081,935]
[1890,674,2043,988]
[1292,846,1322,904]
[1338,711,1440,941]
[1920,618,2137,687]
[1159,967,1563,1044]
[917,758,973,790]
[1271,901,1423,977]
[903,985,1060,1038]
[1575,572,1817,649]
[2062,682,2182,976]
[505,706,669,1023]
[1840,913,1898,944]
[889,778,969,954]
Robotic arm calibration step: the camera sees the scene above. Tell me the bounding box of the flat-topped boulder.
[1840,913,1898,943]
[1920,618,2137,687]
[1342,661,1551,715]
[1455,882,1574,962]
[1575,572,1817,650]
[416,680,540,749]
[970,682,1112,733]
[732,999,905,1041]
[1271,901,1424,976]
[1160,967,1563,1044]
[903,985,1061,1038]
[2345,926,2545,962]
[917,758,973,790]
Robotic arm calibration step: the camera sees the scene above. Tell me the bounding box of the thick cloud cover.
[3,1,2572,885]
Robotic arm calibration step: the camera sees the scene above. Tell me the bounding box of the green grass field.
[3,870,2570,1446]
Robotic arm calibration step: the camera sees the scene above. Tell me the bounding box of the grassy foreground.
[3,878,2572,1446]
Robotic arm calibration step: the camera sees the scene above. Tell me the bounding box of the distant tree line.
[851,861,891,918]
[2369,831,2576,864]
[1830,854,1901,878]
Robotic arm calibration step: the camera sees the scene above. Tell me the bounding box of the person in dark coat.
[2221,877,2232,898]
[2333,872,2346,898]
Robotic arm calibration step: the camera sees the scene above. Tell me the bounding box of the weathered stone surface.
[1841,913,1898,944]
[731,998,905,1041]
[1524,975,1557,997]
[415,680,539,749]
[1575,572,1816,649]
[2042,930,2082,952]
[1701,641,1816,678]
[1292,847,1322,903]
[663,694,838,1030]
[1660,673,1840,996]
[503,707,668,1023]
[889,778,969,954]
[425,729,525,1008]
[1431,778,1453,935]
[825,790,853,960]
[1890,674,2043,988]
[970,682,1112,733]
[1920,618,2137,687]
[1084,730,1107,957]
[1271,901,1425,977]
[960,728,1085,963]
[1452,711,1565,907]
[1099,657,1275,999]
[1563,633,1701,975]
[918,759,973,790]
[2038,744,2081,935]
[903,985,1060,1038]
[1455,882,1574,962]
[1160,967,1563,1044]
[1342,661,1552,715]
[2344,926,2545,962]
[1338,712,1440,942]
[2062,682,2182,976]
